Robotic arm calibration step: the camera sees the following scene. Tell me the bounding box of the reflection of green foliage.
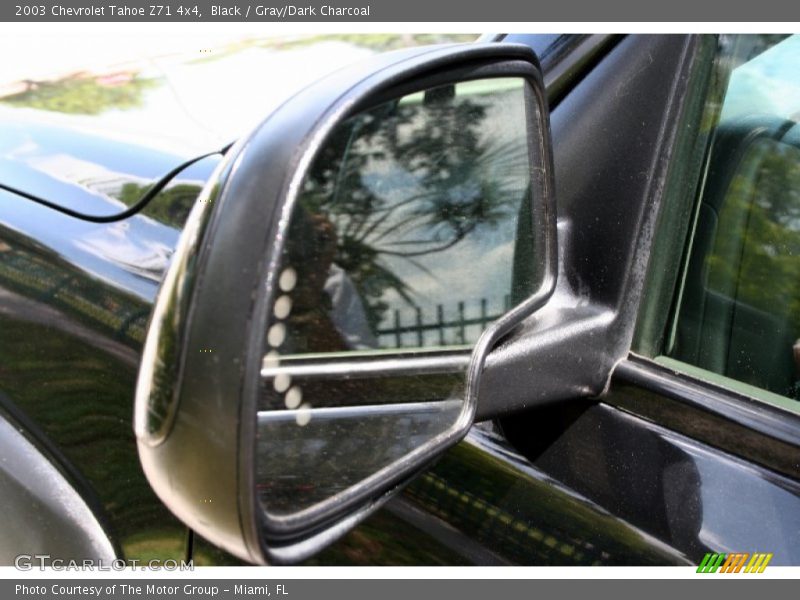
[118,181,201,229]
[0,315,185,560]
[702,140,800,396]
[191,535,245,566]
[195,507,469,566]
[1,75,158,115]
[0,239,147,348]
[402,438,683,565]
[301,434,685,565]
[707,141,800,333]
[306,508,469,566]
[0,229,185,559]
[122,531,187,563]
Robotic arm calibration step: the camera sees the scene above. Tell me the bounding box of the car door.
[187,33,800,567]
[0,148,221,565]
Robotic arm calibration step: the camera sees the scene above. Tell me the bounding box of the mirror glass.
[257,77,539,520]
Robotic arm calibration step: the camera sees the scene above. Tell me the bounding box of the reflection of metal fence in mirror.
[376,296,512,349]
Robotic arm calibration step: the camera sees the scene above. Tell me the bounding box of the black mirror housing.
[134,42,557,564]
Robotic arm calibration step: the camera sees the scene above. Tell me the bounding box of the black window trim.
[608,354,800,479]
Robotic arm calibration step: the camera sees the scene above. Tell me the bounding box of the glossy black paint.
[501,397,800,565]
[614,358,800,478]
[311,423,689,565]
[0,111,201,218]
[0,119,222,560]
[2,34,799,566]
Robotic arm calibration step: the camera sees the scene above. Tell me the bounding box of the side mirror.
[133,43,557,564]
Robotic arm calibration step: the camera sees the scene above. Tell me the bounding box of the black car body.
[1,33,798,566]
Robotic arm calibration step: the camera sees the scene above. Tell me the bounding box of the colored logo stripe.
[697,553,772,573]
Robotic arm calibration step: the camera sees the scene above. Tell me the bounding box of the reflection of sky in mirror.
[721,35,800,123]
[365,83,528,342]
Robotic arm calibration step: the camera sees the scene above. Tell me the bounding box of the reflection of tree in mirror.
[1,74,158,115]
[299,83,528,333]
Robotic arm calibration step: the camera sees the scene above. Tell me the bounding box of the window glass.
[669,35,800,409]
[278,77,534,357]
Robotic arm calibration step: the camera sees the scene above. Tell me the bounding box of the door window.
[668,35,800,411]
